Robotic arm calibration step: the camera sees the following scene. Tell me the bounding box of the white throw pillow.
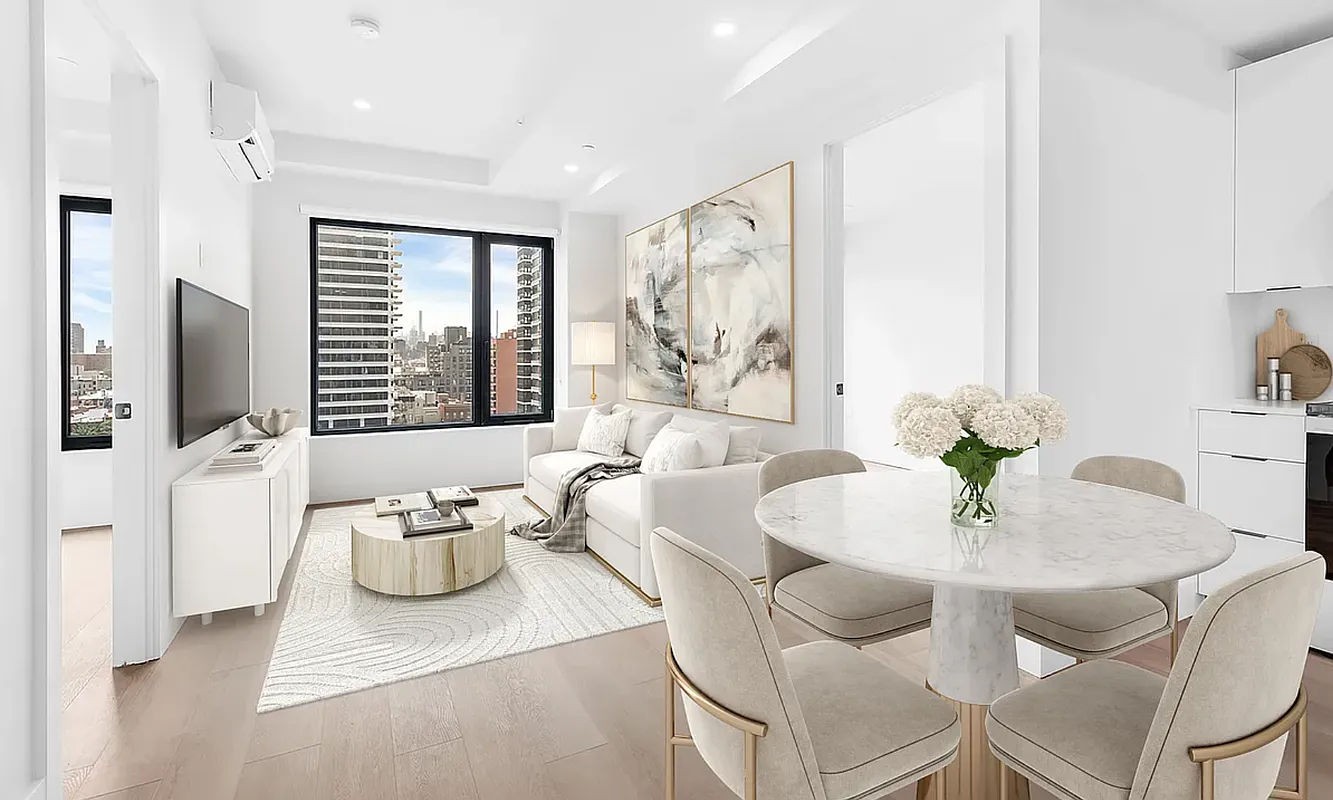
[724,426,763,465]
[553,403,612,451]
[666,416,730,468]
[614,404,673,457]
[577,406,632,457]
[640,425,704,473]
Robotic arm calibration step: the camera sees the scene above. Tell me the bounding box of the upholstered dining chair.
[651,526,961,800]
[988,552,1322,800]
[759,450,934,647]
[1012,455,1188,665]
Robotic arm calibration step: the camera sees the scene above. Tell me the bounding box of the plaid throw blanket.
[510,456,641,552]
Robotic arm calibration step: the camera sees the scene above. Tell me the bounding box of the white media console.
[172,427,310,623]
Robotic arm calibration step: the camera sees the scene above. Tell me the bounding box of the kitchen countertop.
[1196,398,1310,416]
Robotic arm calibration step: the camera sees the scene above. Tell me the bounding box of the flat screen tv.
[176,279,251,448]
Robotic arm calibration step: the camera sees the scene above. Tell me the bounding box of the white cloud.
[72,291,112,315]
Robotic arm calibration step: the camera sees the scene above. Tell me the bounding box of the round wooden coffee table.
[351,496,506,596]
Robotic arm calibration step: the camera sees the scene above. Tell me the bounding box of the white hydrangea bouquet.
[893,385,1068,527]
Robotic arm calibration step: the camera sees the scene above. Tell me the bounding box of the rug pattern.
[257,490,662,712]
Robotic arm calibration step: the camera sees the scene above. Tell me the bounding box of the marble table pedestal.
[921,585,1025,800]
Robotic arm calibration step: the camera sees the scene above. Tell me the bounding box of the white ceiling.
[1148,0,1333,62]
[188,0,1333,204]
[193,0,847,200]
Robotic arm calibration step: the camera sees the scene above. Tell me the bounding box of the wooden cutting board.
[1279,343,1332,401]
[1256,308,1307,387]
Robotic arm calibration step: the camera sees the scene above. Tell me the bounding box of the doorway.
[834,80,1003,467]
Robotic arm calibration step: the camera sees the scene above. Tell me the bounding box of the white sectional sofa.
[522,404,768,603]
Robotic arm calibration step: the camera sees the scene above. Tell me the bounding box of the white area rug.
[257,490,663,712]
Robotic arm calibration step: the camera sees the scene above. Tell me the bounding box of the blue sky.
[396,231,522,336]
[69,211,113,350]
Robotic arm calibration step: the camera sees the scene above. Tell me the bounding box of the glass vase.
[950,468,1000,528]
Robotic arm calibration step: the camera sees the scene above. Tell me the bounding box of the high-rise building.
[427,334,473,409]
[441,325,467,347]
[515,247,543,413]
[491,329,517,414]
[313,225,402,430]
[70,322,85,355]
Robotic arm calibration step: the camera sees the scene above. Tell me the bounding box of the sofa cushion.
[724,426,763,465]
[528,450,609,491]
[615,405,672,458]
[641,425,703,473]
[584,474,642,546]
[667,416,730,467]
[577,406,632,457]
[552,404,613,451]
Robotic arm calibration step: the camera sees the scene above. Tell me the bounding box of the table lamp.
[571,321,616,402]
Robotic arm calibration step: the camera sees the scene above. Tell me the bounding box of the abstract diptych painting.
[625,210,690,407]
[625,163,794,422]
[689,163,794,422]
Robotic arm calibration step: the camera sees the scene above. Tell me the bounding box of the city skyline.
[396,232,522,337]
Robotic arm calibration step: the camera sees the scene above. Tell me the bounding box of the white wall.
[1034,0,1238,503]
[89,0,254,660]
[562,211,622,407]
[8,0,43,793]
[250,168,580,502]
[842,83,989,468]
[62,451,112,529]
[606,0,1040,455]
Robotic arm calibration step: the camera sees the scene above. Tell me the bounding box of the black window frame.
[61,195,113,452]
[308,217,555,437]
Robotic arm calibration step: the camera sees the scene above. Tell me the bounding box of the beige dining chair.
[759,450,934,647]
[987,552,1321,800]
[1012,456,1187,665]
[651,526,960,800]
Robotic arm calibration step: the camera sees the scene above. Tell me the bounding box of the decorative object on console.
[246,407,303,437]
[1279,343,1331,401]
[688,162,794,422]
[1255,308,1306,387]
[625,210,690,408]
[209,439,277,470]
[570,321,616,402]
[576,405,632,457]
[893,386,1068,527]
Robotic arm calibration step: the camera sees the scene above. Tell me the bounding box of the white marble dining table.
[753,470,1235,800]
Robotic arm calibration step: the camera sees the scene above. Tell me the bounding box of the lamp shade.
[571,321,616,366]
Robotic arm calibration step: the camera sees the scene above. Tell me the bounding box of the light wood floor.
[62,521,1332,800]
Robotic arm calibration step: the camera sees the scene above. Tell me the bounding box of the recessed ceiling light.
[350,17,381,40]
[352,98,373,111]
[712,20,738,38]
[580,143,597,152]
[563,163,580,174]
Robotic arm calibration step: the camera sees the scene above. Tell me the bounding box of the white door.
[838,83,995,468]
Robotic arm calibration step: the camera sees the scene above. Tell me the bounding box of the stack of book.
[404,506,472,536]
[427,486,479,507]
[209,440,277,471]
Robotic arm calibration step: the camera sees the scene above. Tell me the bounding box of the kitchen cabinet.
[1233,36,1333,292]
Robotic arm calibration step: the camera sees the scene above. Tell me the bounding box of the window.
[309,218,553,434]
[61,196,113,451]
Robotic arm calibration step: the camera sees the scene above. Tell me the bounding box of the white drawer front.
[1197,452,1305,543]
[1197,410,1304,462]
[1197,531,1304,596]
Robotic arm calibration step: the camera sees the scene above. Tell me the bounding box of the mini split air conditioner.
[209,81,275,182]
